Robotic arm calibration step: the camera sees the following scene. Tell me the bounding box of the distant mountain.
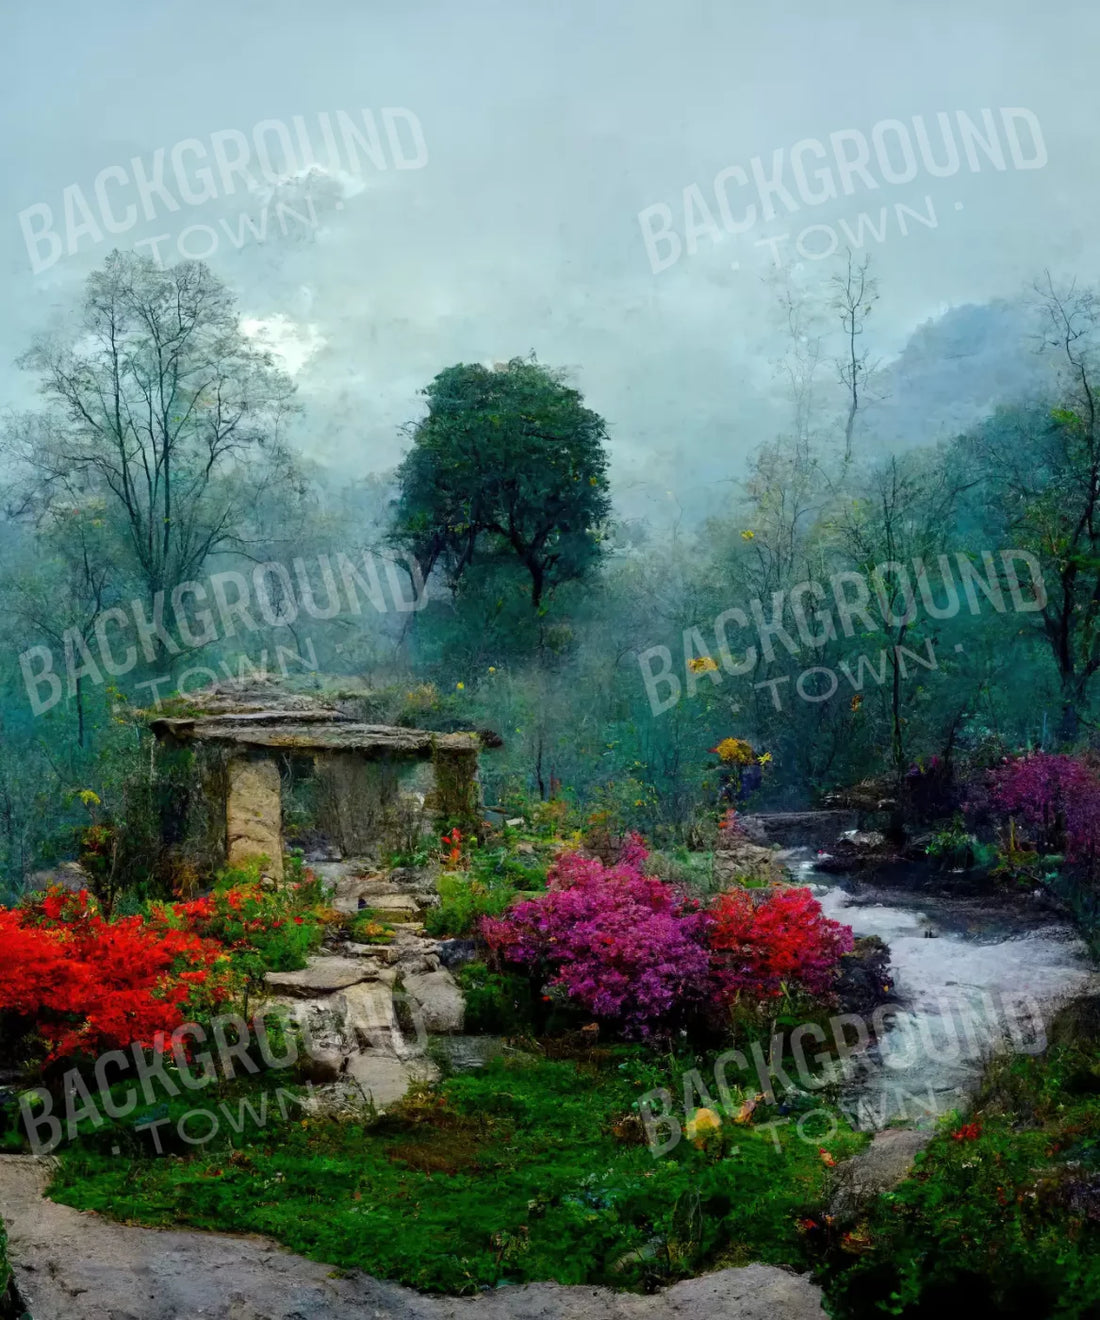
[862,298,1056,450]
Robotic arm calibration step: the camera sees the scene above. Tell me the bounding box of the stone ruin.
[145,680,495,1110]
[149,679,484,881]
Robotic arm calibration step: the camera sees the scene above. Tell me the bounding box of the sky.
[1,0,1096,523]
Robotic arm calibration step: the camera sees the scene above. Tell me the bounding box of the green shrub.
[821,1030,1100,1316]
[425,873,516,938]
[456,963,535,1033]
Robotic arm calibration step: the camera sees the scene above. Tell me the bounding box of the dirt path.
[1,1156,825,1320]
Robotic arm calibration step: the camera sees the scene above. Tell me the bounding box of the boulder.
[264,956,378,997]
[337,981,405,1053]
[437,937,480,968]
[25,860,91,894]
[343,1050,440,1110]
[402,969,466,1033]
[713,838,790,887]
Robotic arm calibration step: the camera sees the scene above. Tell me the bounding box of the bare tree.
[832,250,880,464]
[7,251,298,605]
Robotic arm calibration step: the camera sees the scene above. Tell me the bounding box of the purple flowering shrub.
[989,752,1100,866]
[481,834,712,1038]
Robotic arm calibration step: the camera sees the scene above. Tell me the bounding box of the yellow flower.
[688,656,719,674]
[713,737,755,765]
[487,666,496,674]
[685,1107,722,1142]
[757,752,772,765]
[455,682,464,690]
[741,529,755,540]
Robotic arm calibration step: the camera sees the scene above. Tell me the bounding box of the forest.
[0,239,1097,1320]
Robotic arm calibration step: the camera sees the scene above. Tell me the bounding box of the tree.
[7,250,298,605]
[393,357,612,610]
[958,277,1100,742]
[831,250,880,464]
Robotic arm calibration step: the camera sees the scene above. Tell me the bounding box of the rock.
[337,982,404,1053]
[343,1051,439,1110]
[25,860,91,893]
[830,1128,933,1222]
[298,1048,346,1084]
[366,892,422,916]
[256,995,355,1057]
[713,838,790,887]
[437,937,480,968]
[264,956,379,997]
[742,810,859,848]
[402,969,466,1033]
[835,936,895,1015]
[0,1154,829,1319]
[840,829,888,850]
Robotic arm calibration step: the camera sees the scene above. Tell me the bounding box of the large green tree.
[393,357,612,609]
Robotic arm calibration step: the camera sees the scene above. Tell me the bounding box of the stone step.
[264,956,383,997]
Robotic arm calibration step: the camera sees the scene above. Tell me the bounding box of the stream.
[796,850,1099,1126]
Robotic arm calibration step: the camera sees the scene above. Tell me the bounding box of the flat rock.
[365,892,422,915]
[343,1051,435,1110]
[264,956,378,997]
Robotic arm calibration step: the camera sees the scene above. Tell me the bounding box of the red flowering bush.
[149,871,324,982]
[988,752,1100,866]
[483,836,713,1038]
[709,885,854,1001]
[483,835,857,1036]
[0,887,227,1063]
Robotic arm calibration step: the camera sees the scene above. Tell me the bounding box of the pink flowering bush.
[483,833,855,1037]
[989,752,1100,866]
[482,835,712,1037]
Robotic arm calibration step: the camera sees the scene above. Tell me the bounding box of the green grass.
[819,1005,1100,1317]
[47,1050,863,1295]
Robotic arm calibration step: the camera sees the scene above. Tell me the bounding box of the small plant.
[925,818,992,870]
[350,910,395,944]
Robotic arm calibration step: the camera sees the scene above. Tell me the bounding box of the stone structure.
[150,681,485,882]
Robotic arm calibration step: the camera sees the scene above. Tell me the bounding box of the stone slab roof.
[146,680,480,756]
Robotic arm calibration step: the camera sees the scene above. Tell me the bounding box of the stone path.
[261,861,467,1110]
[0,1157,827,1320]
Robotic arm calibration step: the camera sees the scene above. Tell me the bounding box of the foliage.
[455,962,537,1034]
[820,1008,1100,1316]
[349,910,395,944]
[151,861,326,986]
[709,886,854,1002]
[988,752,1100,871]
[482,837,713,1038]
[393,356,612,608]
[0,886,226,1064]
[425,871,517,939]
[48,1049,860,1295]
[925,817,994,870]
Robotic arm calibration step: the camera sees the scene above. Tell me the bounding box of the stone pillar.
[226,753,283,882]
[431,742,480,827]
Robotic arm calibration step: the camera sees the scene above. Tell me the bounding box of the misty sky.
[2,0,1096,522]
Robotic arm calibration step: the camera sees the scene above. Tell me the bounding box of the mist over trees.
[0,247,1095,894]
